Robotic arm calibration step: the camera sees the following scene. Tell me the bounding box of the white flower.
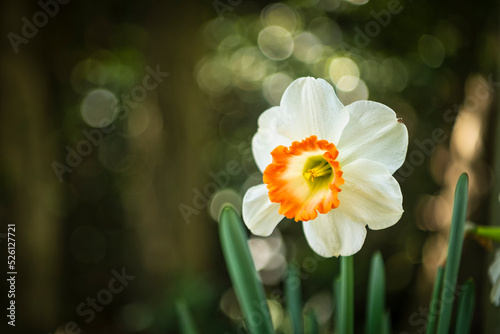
[242,77,408,257]
[489,249,500,306]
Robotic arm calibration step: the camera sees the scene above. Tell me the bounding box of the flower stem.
[339,255,354,334]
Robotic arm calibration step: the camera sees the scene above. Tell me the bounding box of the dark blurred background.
[0,0,498,333]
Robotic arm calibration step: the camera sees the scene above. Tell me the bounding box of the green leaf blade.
[218,205,274,334]
[382,311,391,334]
[305,310,319,334]
[455,279,475,334]
[286,264,304,334]
[366,251,385,334]
[426,266,445,334]
[175,299,200,334]
[437,173,469,334]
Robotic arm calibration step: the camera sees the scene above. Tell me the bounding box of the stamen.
[303,160,332,182]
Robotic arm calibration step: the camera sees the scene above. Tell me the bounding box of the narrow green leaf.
[305,310,319,334]
[382,311,391,334]
[366,251,385,334]
[218,205,274,334]
[426,267,445,334]
[175,299,200,334]
[437,173,469,334]
[286,264,304,334]
[339,255,354,334]
[455,279,475,334]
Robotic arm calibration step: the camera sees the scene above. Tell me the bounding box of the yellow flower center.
[303,157,333,182]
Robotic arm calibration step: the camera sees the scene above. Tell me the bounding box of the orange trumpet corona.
[263,135,344,222]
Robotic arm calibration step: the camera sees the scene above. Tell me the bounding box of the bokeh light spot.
[293,32,323,64]
[310,17,343,45]
[329,57,360,91]
[262,72,294,105]
[261,3,299,32]
[267,299,284,330]
[304,292,333,325]
[80,89,118,128]
[320,0,342,12]
[345,0,369,5]
[196,56,232,95]
[258,26,294,61]
[231,47,275,89]
[418,34,445,68]
[209,189,242,221]
[336,78,369,104]
[127,106,150,137]
[381,58,408,92]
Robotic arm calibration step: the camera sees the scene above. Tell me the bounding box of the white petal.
[489,249,500,283]
[490,253,500,306]
[303,210,367,257]
[242,184,283,236]
[337,101,408,174]
[280,77,349,144]
[252,107,293,172]
[490,279,500,306]
[338,159,403,230]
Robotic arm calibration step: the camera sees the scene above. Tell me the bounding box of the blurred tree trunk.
[0,3,62,329]
[115,1,217,291]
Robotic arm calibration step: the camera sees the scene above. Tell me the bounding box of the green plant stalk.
[426,266,445,334]
[455,279,475,334]
[219,206,274,334]
[366,251,385,334]
[436,173,469,334]
[175,299,200,334]
[286,264,304,334]
[339,255,354,334]
[305,310,319,334]
[473,226,500,242]
[382,311,391,334]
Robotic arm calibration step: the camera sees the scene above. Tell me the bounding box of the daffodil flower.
[242,77,408,257]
